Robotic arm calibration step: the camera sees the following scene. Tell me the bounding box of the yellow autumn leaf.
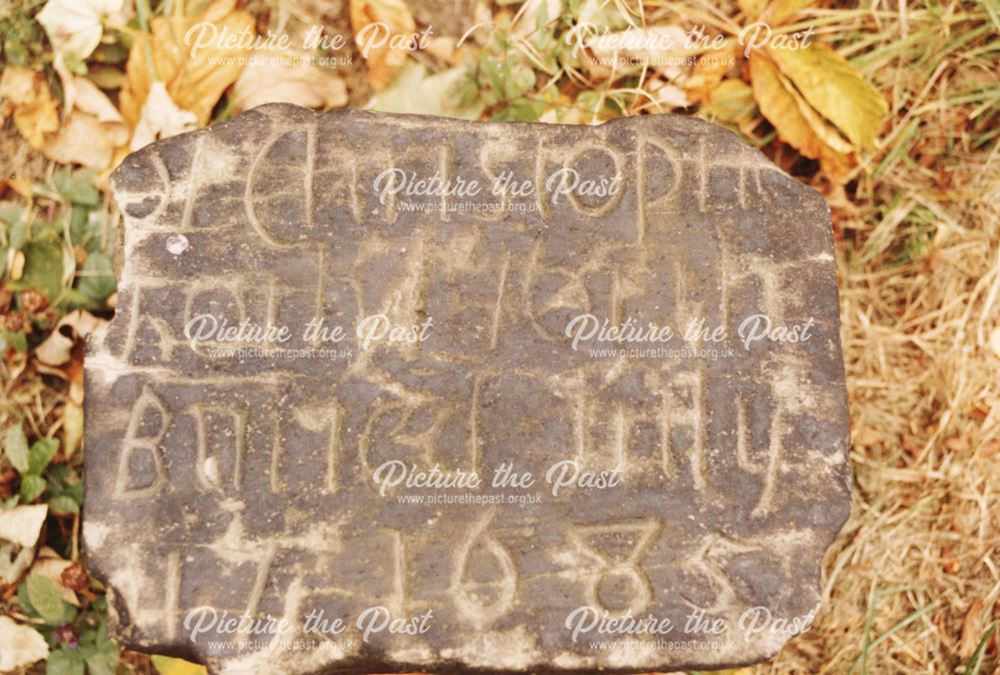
[767,42,887,150]
[762,0,816,25]
[768,53,855,154]
[150,655,208,675]
[705,78,756,123]
[750,51,855,181]
[685,42,738,105]
[350,0,417,90]
[0,66,60,149]
[120,0,254,128]
[749,51,824,158]
[737,0,769,20]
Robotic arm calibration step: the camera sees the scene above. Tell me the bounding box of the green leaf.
[77,252,116,304]
[4,424,30,473]
[1,329,29,353]
[86,649,119,675]
[494,97,546,122]
[20,474,47,502]
[53,169,101,207]
[46,647,86,675]
[369,62,484,120]
[12,241,65,302]
[25,575,66,625]
[28,437,59,475]
[49,495,80,515]
[9,217,29,250]
[68,205,92,242]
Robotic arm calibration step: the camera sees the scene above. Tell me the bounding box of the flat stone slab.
[85,106,851,674]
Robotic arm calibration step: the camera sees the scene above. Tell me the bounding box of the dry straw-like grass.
[751,0,1000,672]
[1,0,996,672]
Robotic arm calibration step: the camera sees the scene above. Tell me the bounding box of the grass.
[1,0,999,673]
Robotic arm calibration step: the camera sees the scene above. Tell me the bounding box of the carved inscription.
[86,107,851,674]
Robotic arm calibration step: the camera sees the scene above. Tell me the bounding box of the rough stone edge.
[85,104,853,674]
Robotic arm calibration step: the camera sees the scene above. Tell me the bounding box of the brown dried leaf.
[120,0,254,127]
[0,67,60,150]
[230,53,348,114]
[685,43,738,104]
[35,310,107,367]
[738,0,769,20]
[130,81,199,151]
[958,599,984,659]
[0,504,48,548]
[44,111,130,170]
[0,616,49,671]
[350,0,418,90]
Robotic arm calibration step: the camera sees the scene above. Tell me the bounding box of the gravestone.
[84,105,852,674]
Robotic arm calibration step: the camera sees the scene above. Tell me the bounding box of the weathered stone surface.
[84,106,851,674]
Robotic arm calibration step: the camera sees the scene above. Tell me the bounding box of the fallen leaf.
[65,72,125,124]
[749,49,855,183]
[350,0,418,90]
[424,36,457,63]
[63,401,84,459]
[30,558,80,606]
[738,0,769,20]
[0,543,35,585]
[368,61,484,119]
[151,655,209,675]
[4,424,30,473]
[818,144,855,183]
[958,598,984,659]
[749,50,824,158]
[646,78,690,109]
[769,52,855,154]
[36,0,127,60]
[45,111,130,170]
[36,309,107,366]
[231,53,348,114]
[685,43,737,104]
[0,504,48,548]
[762,0,816,25]
[42,57,130,169]
[704,78,756,123]
[131,81,199,151]
[512,0,562,37]
[0,616,49,671]
[586,26,689,75]
[8,249,26,280]
[989,327,1000,359]
[120,0,254,128]
[0,66,60,150]
[538,90,588,124]
[767,42,887,150]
